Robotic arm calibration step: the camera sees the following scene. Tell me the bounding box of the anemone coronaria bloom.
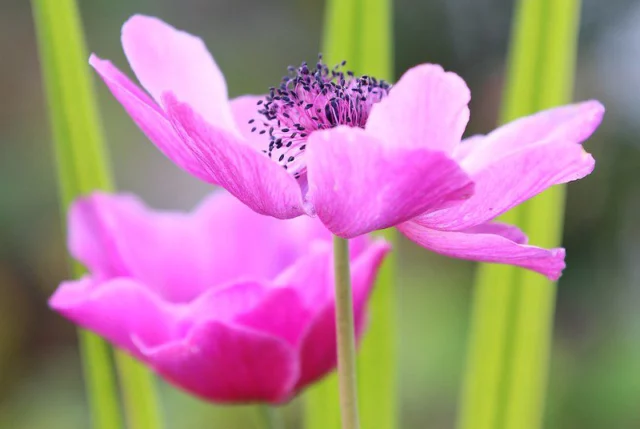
[49,191,390,403]
[90,15,604,280]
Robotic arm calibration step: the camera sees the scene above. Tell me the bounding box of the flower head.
[49,191,389,403]
[91,15,604,279]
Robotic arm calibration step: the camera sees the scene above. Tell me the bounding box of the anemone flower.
[90,15,604,280]
[49,191,389,403]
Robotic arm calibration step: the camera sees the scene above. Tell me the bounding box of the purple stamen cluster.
[249,55,391,179]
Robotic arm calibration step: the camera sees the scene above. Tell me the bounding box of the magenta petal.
[135,320,299,403]
[272,243,333,306]
[230,95,269,150]
[163,93,306,219]
[235,288,314,348]
[89,55,213,183]
[398,220,565,280]
[49,277,178,354]
[454,101,605,168]
[366,63,470,153]
[181,274,314,349]
[121,15,234,129]
[465,222,528,244]
[417,139,596,231]
[305,126,474,238]
[294,239,391,389]
[68,192,318,302]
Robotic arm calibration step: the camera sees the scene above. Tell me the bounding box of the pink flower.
[90,15,603,280]
[49,191,390,403]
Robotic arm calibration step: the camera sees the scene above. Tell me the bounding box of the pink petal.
[272,242,333,306]
[177,280,312,348]
[68,192,318,302]
[305,126,474,238]
[163,93,306,219]
[295,239,391,389]
[366,63,470,154]
[398,220,566,280]
[416,139,596,231]
[49,277,178,354]
[234,288,314,348]
[121,15,235,130]
[455,101,604,171]
[134,320,299,403]
[89,55,212,183]
[465,222,528,244]
[230,95,269,150]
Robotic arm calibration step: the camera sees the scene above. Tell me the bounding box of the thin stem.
[333,236,361,429]
[308,1,397,428]
[257,405,284,429]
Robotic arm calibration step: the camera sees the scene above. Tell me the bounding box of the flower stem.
[257,405,284,429]
[333,236,361,429]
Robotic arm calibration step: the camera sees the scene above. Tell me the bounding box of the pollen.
[249,54,391,179]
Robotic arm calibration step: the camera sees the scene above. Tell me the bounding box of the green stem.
[333,237,361,429]
[457,0,582,429]
[115,352,164,429]
[257,405,284,429]
[307,1,396,428]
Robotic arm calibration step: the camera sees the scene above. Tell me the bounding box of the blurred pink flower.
[49,191,390,403]
[90,15,603,280]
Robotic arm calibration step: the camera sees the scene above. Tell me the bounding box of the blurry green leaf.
[457,1,583,429]
[31,1,163,428]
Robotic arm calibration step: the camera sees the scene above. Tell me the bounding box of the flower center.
[250,55,391,179]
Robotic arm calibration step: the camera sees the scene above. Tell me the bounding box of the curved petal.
[49,277,178,354]
[234,288,314,348]
[163,92,306,219]
[416,139,595,231]
[68,192,317,302]
[121,15,235,130]
[305,126,474,238]
[294,239,391,389]
[272,243,333,307]
[465,222,528,244]
[134,320,299,404]
[90,55,213,183]
[455,101,604,170]
[398,221,566,280]
[366,63,470,154]
[230,95,269,150]
[175,271,315,349]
